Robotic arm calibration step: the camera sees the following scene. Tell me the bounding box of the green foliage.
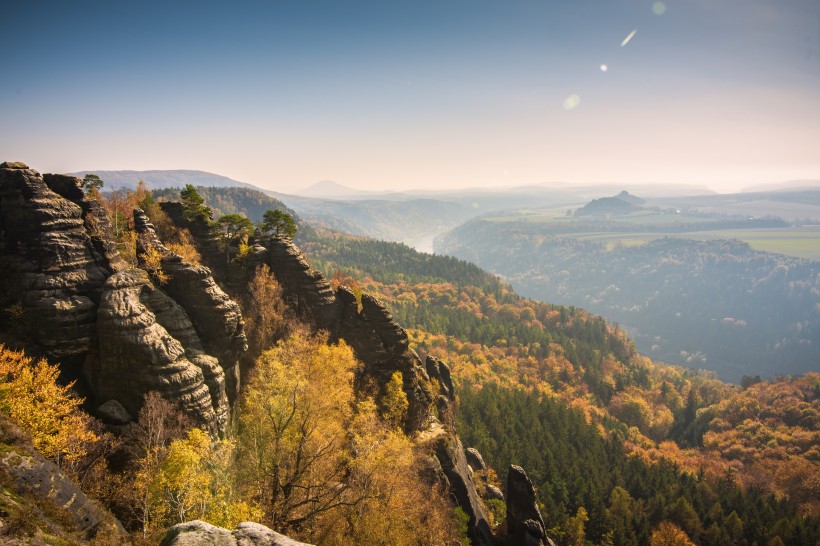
[82,173,104,192]
[180,184,212,223]
[457,383,818,545]
[214,213,254,265]
[452,506,470,543]
[437,218,819,382]
[258,209,297,238]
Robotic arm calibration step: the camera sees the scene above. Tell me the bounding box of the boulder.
[95,399,132,425]
[466,447,487,471]
[485,484,504,501]
[159,520,312,546]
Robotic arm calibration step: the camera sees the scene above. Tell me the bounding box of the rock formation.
[160,520,312,546]
[258,236,436,432]
[0,163,122,370]
[433,435,494,546]
[0,164,243,435]
[0,414,126,541]
[506,465,552,546]
[135,208,246,403]
[93,269,230,435]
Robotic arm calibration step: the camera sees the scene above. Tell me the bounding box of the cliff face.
[259,236,435,432]
[0,164,121,368]
[0,163,243,435]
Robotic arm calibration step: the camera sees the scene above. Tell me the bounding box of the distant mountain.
[293,180,383,199]
[574,191,645,217]
[68,169,260,191]
[741,180,820,193]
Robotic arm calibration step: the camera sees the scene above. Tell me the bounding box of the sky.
[1,0,819,194]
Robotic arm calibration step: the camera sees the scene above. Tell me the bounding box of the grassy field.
[481,209,820,261]
[691,226,820,260]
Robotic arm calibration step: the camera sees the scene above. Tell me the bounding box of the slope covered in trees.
[436,216,819,382]
[302,230,819,544]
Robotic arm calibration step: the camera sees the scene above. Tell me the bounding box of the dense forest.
[436,217,819,382]
[303,229,819,545]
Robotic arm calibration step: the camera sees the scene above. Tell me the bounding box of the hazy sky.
[2,0,819,193]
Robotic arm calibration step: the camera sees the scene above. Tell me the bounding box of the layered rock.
[0,414,126,541]
[160,520,312,546]
[263,235,339,329]
[93,269,229,435]
[432,434,494,546]
[0,163,120,363]
[506,465,552,546]
[135,208,246,403]
[261,236,435,432]
[0,164,241,435]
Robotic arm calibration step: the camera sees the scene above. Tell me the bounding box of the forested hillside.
[436,217,820,382]
[302,230,820,545]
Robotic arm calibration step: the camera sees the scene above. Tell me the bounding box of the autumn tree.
[379,371,408,430]
[149,428,257,528]
[236,332,361,535]
[242,264,292,358]
[650,521,696,546]
[0,345,98,466]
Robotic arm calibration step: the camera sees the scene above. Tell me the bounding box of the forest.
[303,228,819,545]
[435,216,820,382]
[1,182,817,546]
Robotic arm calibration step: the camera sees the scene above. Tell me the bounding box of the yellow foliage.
[237,332,360,534]
[650,521,696,546]
[379,371,408,430]
[0,345,98,465]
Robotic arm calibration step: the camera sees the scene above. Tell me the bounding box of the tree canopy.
[258,209,297,239]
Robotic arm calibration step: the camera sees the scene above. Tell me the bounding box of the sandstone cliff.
[0,163,243,435]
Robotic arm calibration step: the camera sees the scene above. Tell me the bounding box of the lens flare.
[563,94,581,110]
[652,2,667,15]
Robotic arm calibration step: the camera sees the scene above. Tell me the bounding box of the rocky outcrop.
[426,355,455,401]
[135,208,246,403]
[263,235,340,329]
[433,435,493,546]
[466,447,487,472]
[506,465,551,546]
[160,520,312,546]
[93,269,229,435]
[260,236,435,432]
[0,164,243,435]
[0,163,121,365]
[0,414,126,541]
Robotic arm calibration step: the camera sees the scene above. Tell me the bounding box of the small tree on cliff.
[215,213,254,266]
[180,184,212,223]
[258,209,297,239]
[82,173,104,194]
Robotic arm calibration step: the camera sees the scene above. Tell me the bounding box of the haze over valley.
[2,0,819,544]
